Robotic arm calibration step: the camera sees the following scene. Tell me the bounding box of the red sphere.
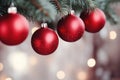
[31,27,59,55]
[80,8,106,33]
[0,13,29,45]
[57,14,85,42]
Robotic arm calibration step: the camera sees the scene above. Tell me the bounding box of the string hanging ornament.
[57,0,85,42]
[0,2,29,45]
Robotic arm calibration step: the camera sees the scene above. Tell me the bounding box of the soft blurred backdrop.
[0,1,120,80]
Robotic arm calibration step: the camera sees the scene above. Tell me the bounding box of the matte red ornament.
[31,26,59,55]
[0,13,29,45]
[80,8,106,33]
[57,13,85,42]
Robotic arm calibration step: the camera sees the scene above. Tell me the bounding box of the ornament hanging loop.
[68,0,74,15]
[69,10,75,15]
[8,2,17,14]
[41,23,48,28]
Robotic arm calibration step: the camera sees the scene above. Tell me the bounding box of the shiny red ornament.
[31,26,59,55]
[80,8,106,33]
[0,13,29,45]
[57,13,85,42]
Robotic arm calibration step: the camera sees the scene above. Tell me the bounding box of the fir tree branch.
[106,13,117,24]
[29,0,49,17]
[52,0,62,12]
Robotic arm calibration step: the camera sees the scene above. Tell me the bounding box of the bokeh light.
[32,27,39,34]
[87,58,96,68]
[5,77,12,80]
[56,70,66,80]
[109,31,117,40]
[8,51,28,73]
[0,62,4,71]
[77,71,87,80]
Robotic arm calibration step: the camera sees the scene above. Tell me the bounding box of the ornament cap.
[41,23,48,28]
[8,2,17,14]
[68,10,75,15]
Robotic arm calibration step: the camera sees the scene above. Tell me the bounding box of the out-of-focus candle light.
[77,71,87,80]
[109,30,117,40]
[56,70,66,80]
[0,63,4,71]
[87,58,96,68]
[5,77,12,80]
[8,51,28,73]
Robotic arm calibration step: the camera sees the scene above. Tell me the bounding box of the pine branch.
[52,0,62,12]
[0,0,120,25]
[105,7,119,24]
[83,0,96,10]
[52,0,69,15]
[30,0,49,17]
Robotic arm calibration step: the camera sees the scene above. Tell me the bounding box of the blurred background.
[0,0,120,80]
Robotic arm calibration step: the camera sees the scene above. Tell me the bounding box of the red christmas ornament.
[31,24,59,55]
[57,11,85,42]
[0,13,29,45]
[80,8,106,33]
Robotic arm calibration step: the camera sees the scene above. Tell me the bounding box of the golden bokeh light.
[8,51,28,73]
[87,58,96,68]
[0,63,4,71]
[5,77,12,80]
[109,31,117,40]
[56,70,66,80]
[77,71,87,80]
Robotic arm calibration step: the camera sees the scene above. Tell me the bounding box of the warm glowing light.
[0,63,4,71]
[8,51,28,73]
[87,58,96,67]
[56,70,66,79]
[109,31,117,40]
[77,71,87,80]
[5,77,12,80]
[29,56,38,66]
[32,27,39,34]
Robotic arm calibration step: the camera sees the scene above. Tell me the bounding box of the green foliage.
[95,0,120,24]
[0,0,120,25]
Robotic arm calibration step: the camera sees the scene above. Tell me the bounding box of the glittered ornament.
[31,23,59,55]
[80,8,106,33]
[57,11,85,42]
[0,13,29,45]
